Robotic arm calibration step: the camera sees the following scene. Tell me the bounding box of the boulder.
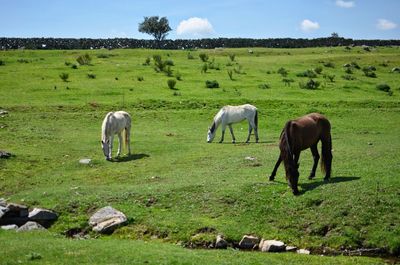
[0,202,29,226]
[238,235,260,250]
[285,246,298,252]
[4,203,29,218]
[0,150,12,159]
[259,239,286,252]
[28,208,58,228]
[297,249,311,255]
[391,67,400,73]
[215,234,228,249]
[1,224,18,230]
[17,221,45,232]
[89,206,127,234]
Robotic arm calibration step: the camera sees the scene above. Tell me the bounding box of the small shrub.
[187,53,195,60]
[205,80,219,88]
[345,67,353,74]
[323,74,335,82]
[297,69,317,78]
[299,79,320,90]
[351,61,361,69]
[71,64,78,69]
[153,55,165,72]
[363,69,377,78]
[227,70,234,80]
[96,54,110,58]
[17,59,30,63]
[137,76,144,81]
[173,91,181,96]
[323,62,335,68]
[363,66,376,71]
[87,73,96,79]
[199,53,209,62]
[164,66,173,77]
[314,66,323,74]
[76,54,92,65]
[282,78,295,86]
[258,83,270,89]
[342,74,356,80]
[64,61,71,66]
[59,73,69,82]
[233,65,245,74]
[201,63,208,73]
[0,60,5,66]
[167,79,177,90]
[277,67,288,77]
[228,53,236,62]
[165,59,174,66]
[143,57,151,66]
[376,83,391,92]
[392,67,400,73]
[175,71,182,81]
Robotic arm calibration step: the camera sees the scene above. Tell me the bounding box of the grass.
[0,46,399,264]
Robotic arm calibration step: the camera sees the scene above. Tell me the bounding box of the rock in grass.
[79,158,92,165]
[285,246,298,252]
[259,239,286,252]
[1,224,18,230]
[89,206,127,234]
[238,235,260,250]
[0,150,12,159]
[17,221,46,232]
[28,208,58,228]
[297,249,311,255]
[215,234,228,249]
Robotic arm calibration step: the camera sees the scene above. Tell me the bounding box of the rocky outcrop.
[238,235,260,250]
[88,206,127,234]
[259,239,286,252]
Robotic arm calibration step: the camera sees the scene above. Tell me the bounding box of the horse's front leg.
[117,133,122,157]
[269,155,282,181]
[126,127,131,155]
[109,135,114,160]
[219,124,226,143]
[228,125,236,143]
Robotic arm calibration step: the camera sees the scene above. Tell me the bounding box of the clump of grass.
[17,59,30,63]
[314,66,323,74]
[165,59,174,66]
[59,73,69,82]
[153,55,165,72]
[173,91,181,96]
[362,67,377,78]
[282,78,295,86]
[342,74,356,80]
[76,54,92,65]
[96,54,110,58]
[137,76,144,81]
[167,79,177,90]
[87,73,96,79]
[208,58,220,70]
[323,74,335,82]
[71,64,78,69]
[297,69,317,78]
[199,53,209,62]
[227,70,234,80]
[201,63,208,74]
[323,61,335,68]
[233,65,245,74]
[277,67,288,77]
[142,57,151,66]
[187,53,195,60]
[0,60,5,66]
[299,79,320,90]
[228,53,236,62]
[164,66,173,77]
[175,71,182,81]
[205,80,219,88]
[64,61,71,66]
[258,83,270,89]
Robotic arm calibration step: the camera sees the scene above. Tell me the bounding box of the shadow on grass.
[299,176,361,195]
[112,153,150,163]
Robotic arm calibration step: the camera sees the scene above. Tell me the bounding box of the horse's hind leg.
[116,133,122,157]
[308,144,320,180]
[246,122,253,143]
[126,127,131,155]
[269,155,282,181]
[228,125,236,143]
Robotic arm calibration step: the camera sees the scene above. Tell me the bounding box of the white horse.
[207,104,259,143]
[101,111,131,160]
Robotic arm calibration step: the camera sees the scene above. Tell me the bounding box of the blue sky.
[1,0,399,39]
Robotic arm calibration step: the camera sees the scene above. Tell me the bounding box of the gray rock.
[1,224,18,230]
[259,239,286,252]
[391,67,400,73]
[238,235,260,250]
[215,234,228,249]
[28,208,58,227]
[0,110,8,116]
[286,246,298,252]
[79,158,92,165]
[4,203,28,218]
[17,221,45,232]
[297,249,311,255]
[0,150,12,159]
[244,156,256,161]
[89,206,127,234]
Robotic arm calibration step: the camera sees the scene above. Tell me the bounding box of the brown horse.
[269,113,332,195]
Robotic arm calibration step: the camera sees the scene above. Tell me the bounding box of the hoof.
[324,177,330,182]
[269,176,275,181]
[106,157,111,161]
[308,175,315,180]
[292,190,300,196]
[232,141,236,144]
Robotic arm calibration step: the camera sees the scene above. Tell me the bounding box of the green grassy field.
[0,46,399,264]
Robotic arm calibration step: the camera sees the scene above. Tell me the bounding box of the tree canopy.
[138,16,172,42]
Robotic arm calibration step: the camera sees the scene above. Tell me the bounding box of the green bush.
[227,70,234,80]
[201,63,208,73]
[167,79,177,90]
[258,83,270,89]
[199,53,209,62]
[342,74,356,80]
[299,79,320,90]
[282,78,295,86]
[165,59,174,66]
[228,53,236,62]
[297,69,317,78]
[0,60,5,66]
[323,74,335,82]
[314,66,323,74]
[376,83,391,92]
[363,68,377,78]
[175,71,182,81]
[87,73,96,79]
[71,64,78,69]
[205,80,219,88]
[59,73,69,82]
[137,76,144,81]
[277,67,288,77]
[323,62,335,68]
[187,53,195,60]
[143,57,151,66]
[76,54,92,65]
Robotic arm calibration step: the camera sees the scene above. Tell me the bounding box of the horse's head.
[286,161,300,195]
[101,139,111,160]
[207,127,216,143]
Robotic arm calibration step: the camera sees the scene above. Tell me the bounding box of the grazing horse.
[269,113,332,195]
[207,104,259,143]
[101,111,131,161]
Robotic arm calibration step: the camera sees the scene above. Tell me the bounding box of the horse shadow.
[112,153,149,163]
[299,176,360,195]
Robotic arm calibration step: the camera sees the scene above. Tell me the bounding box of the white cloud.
[335,0,355,8]
[176,17,214,38]
[300,19,320,32]
[376,19,397,30]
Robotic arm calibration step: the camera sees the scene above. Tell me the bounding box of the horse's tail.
[320,121,333,176]
[254,110,258,128]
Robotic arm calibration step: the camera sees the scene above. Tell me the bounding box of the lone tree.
[138,16,172,42]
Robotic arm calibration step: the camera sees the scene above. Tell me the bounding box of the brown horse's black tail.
[321,131,333,178]
[254,110,258,128]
